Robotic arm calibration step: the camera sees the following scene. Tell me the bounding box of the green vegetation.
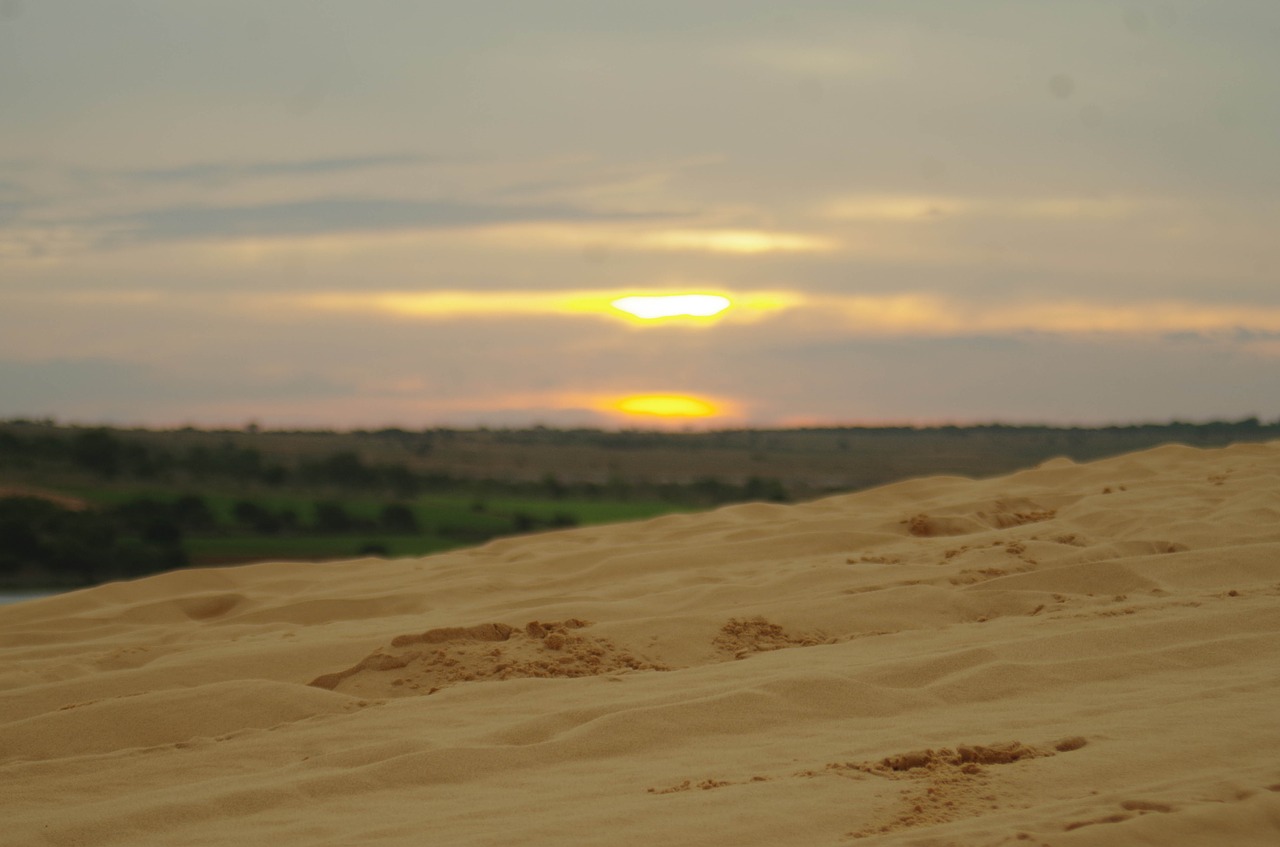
[0,486,686,588]
[2,416,1276,589]
[0,496,186,587]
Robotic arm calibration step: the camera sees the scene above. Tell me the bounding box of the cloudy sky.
[2,1,1278,429]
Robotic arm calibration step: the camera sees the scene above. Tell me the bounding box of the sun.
[609,294,732,321]
[607,394,722,418]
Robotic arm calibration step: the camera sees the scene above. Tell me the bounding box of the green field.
[45,485,691,567]
[184,535,458,562]
[63,486,687,527]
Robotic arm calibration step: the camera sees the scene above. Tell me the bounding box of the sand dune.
[2,441,1279,845]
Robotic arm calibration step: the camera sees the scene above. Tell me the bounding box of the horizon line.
[2,415,1276,436]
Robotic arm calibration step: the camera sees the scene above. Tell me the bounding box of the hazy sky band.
[2,1,1277,427]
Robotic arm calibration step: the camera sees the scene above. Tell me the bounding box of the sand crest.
[3,441,1279,845]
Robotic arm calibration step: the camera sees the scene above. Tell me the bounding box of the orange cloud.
[818,295,1280,336]
[465,223,837,255]
[821,194,1151,223]
[629,228,835,254]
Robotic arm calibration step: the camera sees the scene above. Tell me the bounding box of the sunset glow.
[607,394,723,418]
[286,290,800,325]
[821,194,1145,223]
[446,224,837,255]
[819,295,1280,337]
[635,229,835,254]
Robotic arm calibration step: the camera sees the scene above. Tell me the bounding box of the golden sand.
[3,441,1279,845]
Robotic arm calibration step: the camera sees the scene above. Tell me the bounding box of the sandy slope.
[2,441,1279,846]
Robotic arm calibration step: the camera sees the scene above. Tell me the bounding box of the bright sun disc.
[611,394,720,418]
[610,294,731,320]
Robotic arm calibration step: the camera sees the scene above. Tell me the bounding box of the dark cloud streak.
[101,196,671,245]
[124,153,434,185]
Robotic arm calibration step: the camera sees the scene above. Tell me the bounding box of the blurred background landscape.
[3,3,1278,590]
[3,417,1276,589]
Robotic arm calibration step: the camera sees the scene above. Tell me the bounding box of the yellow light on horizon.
[608,394,722,418]
[610,294,732,320]
[287,289,801,325]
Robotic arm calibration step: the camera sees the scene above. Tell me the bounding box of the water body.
[0,591,60,606]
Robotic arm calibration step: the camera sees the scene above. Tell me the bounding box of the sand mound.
[3,440,1279,845]
[308,618,668,697]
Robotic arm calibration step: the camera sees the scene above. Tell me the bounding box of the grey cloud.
[1231,328,1280,342]
[1160,327,1280,346]
[768,335,1030,359]
[1161,331,1214,345]
[124,154,433,186]
[0,359,148,411]
[102,196,667,245]
[724,332,1280,425]
[0,175,33,222]
[0,358,344,420]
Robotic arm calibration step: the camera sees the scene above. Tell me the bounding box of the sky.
[2,0,1279,430]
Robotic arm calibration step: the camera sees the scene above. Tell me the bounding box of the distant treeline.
[0,424,793,504]
[3,418,1278,499]
[0,493,583,587]
[0,496,187,585]
[1,426,342,488]
[457,417,1280,451]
